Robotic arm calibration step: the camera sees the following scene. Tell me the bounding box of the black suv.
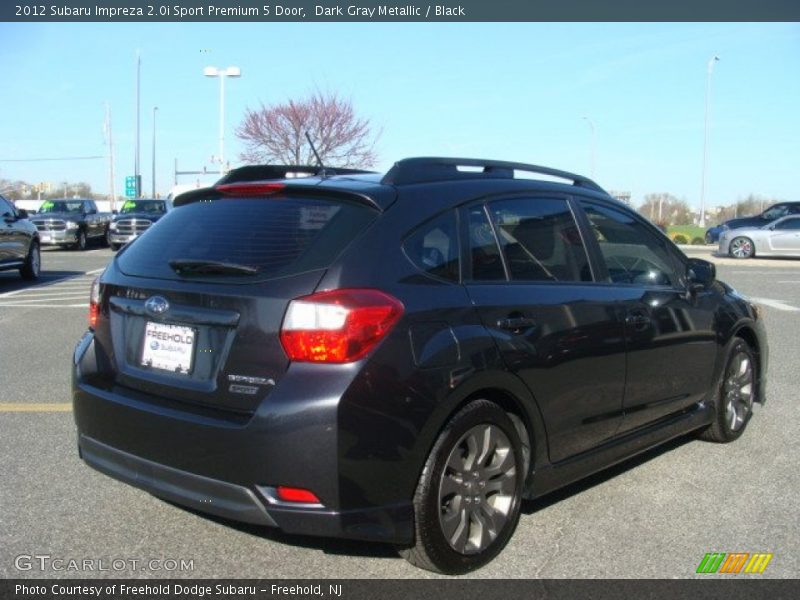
[0,194,40,280]
[72,158,767,574]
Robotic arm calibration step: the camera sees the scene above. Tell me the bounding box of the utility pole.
[152,106,158,197]
[699,55,720,228]
[104,103,117,211]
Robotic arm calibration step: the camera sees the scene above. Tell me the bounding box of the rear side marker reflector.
[280,289,404,363]
[276,486,321,504]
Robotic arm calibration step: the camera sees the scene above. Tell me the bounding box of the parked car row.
[705,201,800,245]
[1,195,174,282]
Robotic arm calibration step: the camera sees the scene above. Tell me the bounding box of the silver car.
[719,215,800,258]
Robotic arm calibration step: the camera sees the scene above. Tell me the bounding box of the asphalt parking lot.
[1,246,798,579]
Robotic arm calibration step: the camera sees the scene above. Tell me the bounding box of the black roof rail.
[381,157,606,193]
[216,165,376,185]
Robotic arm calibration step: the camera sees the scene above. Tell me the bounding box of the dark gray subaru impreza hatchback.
[73,158,767,574]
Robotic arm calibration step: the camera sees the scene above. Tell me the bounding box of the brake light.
[88,277,100,329]
[276,486,321,504]
[215,183,286,197]
[280,289,404,363]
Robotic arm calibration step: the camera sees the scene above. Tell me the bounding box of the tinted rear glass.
[117,195,377,282]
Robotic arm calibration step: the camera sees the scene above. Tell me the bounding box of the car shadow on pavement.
[521,434,693,515]
[170,504,399,560]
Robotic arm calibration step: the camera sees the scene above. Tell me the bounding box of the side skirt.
[527,402,713,499]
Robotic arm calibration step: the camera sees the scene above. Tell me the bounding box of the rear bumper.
[72,332,414,545]
[78,434,413,542]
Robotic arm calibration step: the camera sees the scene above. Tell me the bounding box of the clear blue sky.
[0,22,797,209]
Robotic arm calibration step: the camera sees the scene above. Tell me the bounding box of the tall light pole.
[582,116,596,179]
[203,66,241,173]
[151,106,158,197]
[699,55,720,228]
[135,50,141,198]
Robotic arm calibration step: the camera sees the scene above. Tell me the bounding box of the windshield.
[38,200,83,214]
[120,200,166,214]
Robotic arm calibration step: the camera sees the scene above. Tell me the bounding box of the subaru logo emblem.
[145,296,169,315]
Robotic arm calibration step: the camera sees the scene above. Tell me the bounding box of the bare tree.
[236,92,378,168]
[714,194,780,222]
[638,193,693,227]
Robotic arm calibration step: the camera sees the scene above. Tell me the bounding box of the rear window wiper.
[168,259,260,276]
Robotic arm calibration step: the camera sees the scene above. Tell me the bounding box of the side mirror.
[17,208,29,219]
[687,258,715,291]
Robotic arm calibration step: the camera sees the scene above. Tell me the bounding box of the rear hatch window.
[117,194,377,282]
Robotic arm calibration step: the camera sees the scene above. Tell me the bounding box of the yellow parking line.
[0,403,72,413]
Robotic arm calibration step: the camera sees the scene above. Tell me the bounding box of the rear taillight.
[88,278,100,329]
[280,289,404,363]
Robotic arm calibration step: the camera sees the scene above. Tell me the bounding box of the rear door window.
[117,195,377,282]
[466,205,506,281]
[486,197,592,283]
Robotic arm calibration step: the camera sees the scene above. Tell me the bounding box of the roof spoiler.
[215,165,376,186]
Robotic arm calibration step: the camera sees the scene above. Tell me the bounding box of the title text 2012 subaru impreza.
[73,158,767,574]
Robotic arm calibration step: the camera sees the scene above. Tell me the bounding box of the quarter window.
[581,201,678,287]
[404,211,460,282]
[486,198,592,282]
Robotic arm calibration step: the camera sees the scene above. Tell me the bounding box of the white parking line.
[0,304,86,308]
[0,272,97,306]
[750,297,800,312]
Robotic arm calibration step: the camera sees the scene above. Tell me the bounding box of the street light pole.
[582,116,596,179]
[699,55,720,228]
[152,106,158,197]
[135,50,141,198]
[204,66,241,173]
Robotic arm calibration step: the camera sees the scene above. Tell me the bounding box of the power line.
[0,156,105,162]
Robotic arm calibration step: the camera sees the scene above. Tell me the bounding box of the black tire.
[699,338,757,443]
[704,232,713,245]
[728,236,755,259]
[399,400,525,574]
[74,230,87,251]
[110,243,121,252]
[20,240,41,281]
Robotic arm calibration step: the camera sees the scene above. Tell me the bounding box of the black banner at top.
[2,0,800,22]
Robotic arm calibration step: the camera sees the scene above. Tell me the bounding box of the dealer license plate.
[140,321,196,374]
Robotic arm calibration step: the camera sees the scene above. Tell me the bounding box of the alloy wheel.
[32,244,40,276]
[724,351,754,431]
[729,237,753,259]
[438,424,517,555]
